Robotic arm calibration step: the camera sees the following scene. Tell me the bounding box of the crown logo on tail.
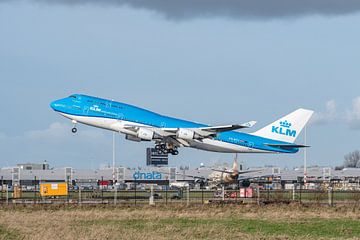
[280,120,291,128]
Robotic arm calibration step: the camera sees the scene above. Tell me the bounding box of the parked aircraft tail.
[251,108,314,143]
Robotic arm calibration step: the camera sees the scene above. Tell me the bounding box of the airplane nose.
[50,100,59,110]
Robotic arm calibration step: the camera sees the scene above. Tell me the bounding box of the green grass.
[0,225,22,240]
[80,217,360,239]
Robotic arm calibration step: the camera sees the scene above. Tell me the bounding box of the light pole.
[112,132,116,185]
[304,125,307,189]
[112,132,118,205]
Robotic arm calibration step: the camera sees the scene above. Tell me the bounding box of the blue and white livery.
[50,94,313,156]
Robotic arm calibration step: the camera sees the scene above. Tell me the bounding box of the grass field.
[0,204,359,239]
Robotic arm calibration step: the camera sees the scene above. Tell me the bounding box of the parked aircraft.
[167,154,260,189]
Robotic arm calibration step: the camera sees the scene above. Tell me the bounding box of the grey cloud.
[4,0,360,20]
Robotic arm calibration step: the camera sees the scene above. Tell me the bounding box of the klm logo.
[90,105,102,112]
[271,120,296,137]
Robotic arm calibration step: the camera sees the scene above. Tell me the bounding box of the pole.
[304,125,307,189]
[79,186,82,206]
[293,184,296,201]
[187,185,190,206]
[149,185,154,205]
[0,176,3,202]
[34,176,37,204]
[328,187,333,207]
[165,184,168,205]
[112,132,116,205]
[222,185,225,201]
[114,185,117,205]
[112,132,116,187]
[101,176,104,204]
[134,179,137,206]
[6,184,8,205]
[201,186,204,204]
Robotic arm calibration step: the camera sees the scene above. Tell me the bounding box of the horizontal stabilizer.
[265,144,310,149]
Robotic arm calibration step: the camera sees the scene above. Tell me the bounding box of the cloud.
[25,122,69,139]
[346,97,360,129]
[0,122,112,168]
[310,97,360,130]
[4,0,360,20]
[24,122,106,140]
[309,100,337,125]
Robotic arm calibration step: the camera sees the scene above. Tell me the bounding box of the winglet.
[241,121,257,128]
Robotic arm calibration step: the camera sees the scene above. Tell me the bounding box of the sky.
[0,1,360,169]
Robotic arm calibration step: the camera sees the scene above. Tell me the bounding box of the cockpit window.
[69,95,77,99]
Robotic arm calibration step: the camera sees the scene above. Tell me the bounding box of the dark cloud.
[8,0,360,20]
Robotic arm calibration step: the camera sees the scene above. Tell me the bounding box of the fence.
[2,186,360,206]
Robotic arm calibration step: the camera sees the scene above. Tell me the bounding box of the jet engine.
[176,129,201,140]
[137,128,155,141]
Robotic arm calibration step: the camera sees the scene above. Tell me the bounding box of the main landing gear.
[155,143,179,156]
[71,120,78,134]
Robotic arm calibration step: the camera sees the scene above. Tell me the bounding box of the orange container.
[40,183,68,196]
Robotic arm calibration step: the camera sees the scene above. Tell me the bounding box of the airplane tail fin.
[232,154,239,174]
[251,108,314,143]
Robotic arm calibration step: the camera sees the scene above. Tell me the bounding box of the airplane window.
[69,95,77,99]
[112,105,123,109]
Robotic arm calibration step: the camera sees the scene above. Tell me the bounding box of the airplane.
[208,154,252,186]
[50,94,314,156]
[167,155,261,189]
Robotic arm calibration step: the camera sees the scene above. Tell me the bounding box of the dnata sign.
[271,120,296,137]
[133,171,162,180]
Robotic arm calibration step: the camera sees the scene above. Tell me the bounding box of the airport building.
[1,162,360,190]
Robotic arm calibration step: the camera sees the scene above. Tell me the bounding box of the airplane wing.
[161,121,257,139]
[121,120,257,149]
[122,121,256,145]
[211,169,262,175]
